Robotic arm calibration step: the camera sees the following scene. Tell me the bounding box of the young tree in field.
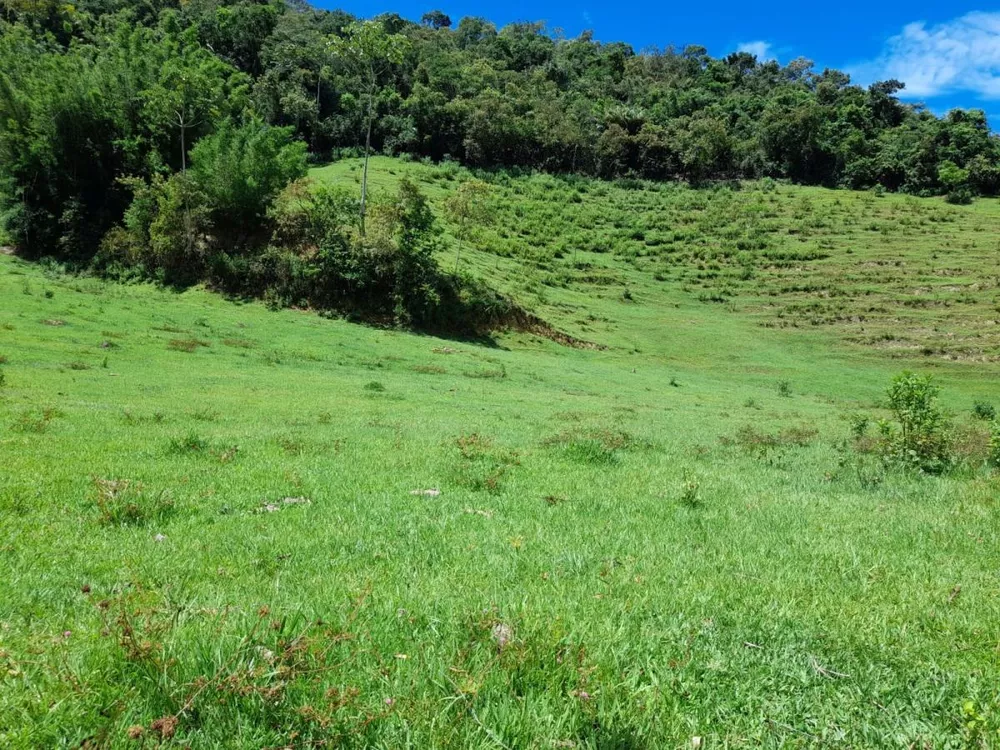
[329,20,409,235]
[444,179,491,271]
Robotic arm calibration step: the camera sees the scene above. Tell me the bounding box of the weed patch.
[453,433,520,493]
[167,432,210,454]
[721,423,818,459]
[544,427,649,465]
[11,406,63,433]
[463,366,507,380]
[92,477,174,526]
[972,401,996,421]
[168,338,210,353]
[412,364,446,375]
[678,471,702,507]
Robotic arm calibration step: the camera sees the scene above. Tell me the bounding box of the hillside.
[316,157,1000,363]
[1,165,999,747]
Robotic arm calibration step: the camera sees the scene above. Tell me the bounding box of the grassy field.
[1,160,999,747]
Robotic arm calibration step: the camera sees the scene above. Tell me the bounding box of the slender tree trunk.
[454,217,468,272]
[179,114,187,174]
[178,113,192,254]
[360,82,374,237]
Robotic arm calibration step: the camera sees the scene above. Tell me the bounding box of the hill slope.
[1,167,999,746]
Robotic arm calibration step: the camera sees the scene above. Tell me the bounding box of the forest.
[1,0,999,326]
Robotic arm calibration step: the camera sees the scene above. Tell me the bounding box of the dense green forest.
[1,0,998,327]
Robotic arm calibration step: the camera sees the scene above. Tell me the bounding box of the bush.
[190,119,307,233]
[148,173,214,286]
[264,177,518,333]
[945,187,973,205]
[972,401,996,421]
[881,371,952,473]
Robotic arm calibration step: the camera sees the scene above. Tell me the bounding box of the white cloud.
[850,12,1000,99]
[582,10,592,25]
[736,40,773,61]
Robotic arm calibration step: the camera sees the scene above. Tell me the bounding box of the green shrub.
[678,471,701,507]
[972,401,996,421]
[263,178,519,334]
[190,119,307,231]
[990,422,1000,468]
[881,372,952,473]
[147,173,213,286]
[563,438,619,465]
[945,187,973,205]
[848,413,870,438]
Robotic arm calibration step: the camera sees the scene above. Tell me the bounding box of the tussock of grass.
[92,477,174,526]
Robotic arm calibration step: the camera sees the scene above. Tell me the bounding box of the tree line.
[0,0,997,326]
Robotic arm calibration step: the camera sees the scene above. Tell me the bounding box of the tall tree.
[444,179,491,270]
[420,10,451,29]
[329,19,409,235]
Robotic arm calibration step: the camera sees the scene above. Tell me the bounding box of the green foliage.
[189,119,308,230]
[214,175,518,332]
[945,186,973,205]
[444,179,493,239]
[938,160,969,190]
[881,372,952,473]
[4,2,999,273]
[0,19,249,258]
[972,401,996,421]
[989,422,1000,468]
[2,0,1000,341]
[678,470,701,507]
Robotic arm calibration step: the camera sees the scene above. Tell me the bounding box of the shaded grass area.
[1,168,999,747]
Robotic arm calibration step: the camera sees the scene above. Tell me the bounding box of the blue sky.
[316,0,1000,124]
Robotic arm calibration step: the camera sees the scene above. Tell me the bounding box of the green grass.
[1,161,999,747]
